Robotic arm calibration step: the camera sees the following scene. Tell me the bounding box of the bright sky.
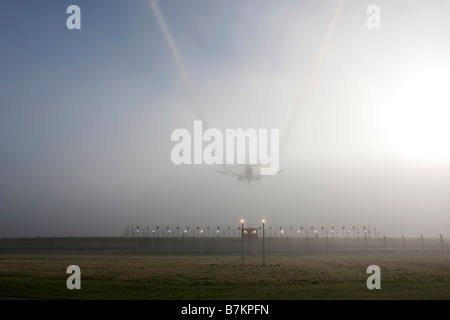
[1,0,450,237]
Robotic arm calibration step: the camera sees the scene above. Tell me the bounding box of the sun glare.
[381,57,450,162]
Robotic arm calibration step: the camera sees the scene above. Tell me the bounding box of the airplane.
[216,164,282,183]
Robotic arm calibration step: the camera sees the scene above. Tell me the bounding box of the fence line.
[0,236,447,255]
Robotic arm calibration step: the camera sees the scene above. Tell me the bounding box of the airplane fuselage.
[217,164,270,183]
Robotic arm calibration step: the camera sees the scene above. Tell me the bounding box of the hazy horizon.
[1,0,450,238]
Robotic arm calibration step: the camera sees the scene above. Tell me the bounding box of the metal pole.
[262,221,265,267]
[344,236,347,254]
[241,221,244,266]
[439,234,445,252]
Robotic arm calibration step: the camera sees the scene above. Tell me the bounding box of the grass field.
[1,252,449,300]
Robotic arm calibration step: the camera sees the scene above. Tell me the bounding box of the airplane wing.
[252,169,284,181]
[216,170,241,177]
[216,169,246,181]
[258,165,284,174]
